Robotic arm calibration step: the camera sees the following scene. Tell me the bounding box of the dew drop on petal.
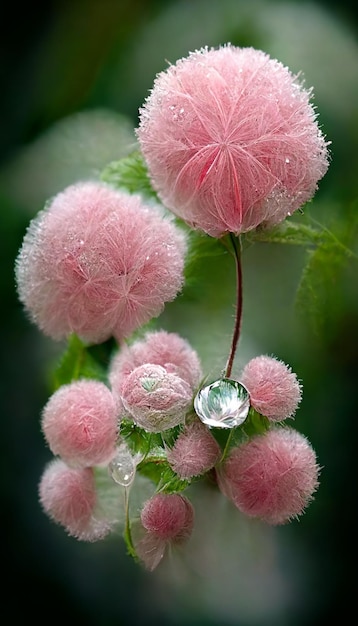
[194,378,250,429]
[108,443,136,487]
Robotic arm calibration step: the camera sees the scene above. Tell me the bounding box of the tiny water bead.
[108,443,137,487]
[194,378,250,429]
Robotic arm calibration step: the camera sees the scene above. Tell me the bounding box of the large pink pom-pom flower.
[15,182,186,343]
[167,420,221,478]
[137,45,329,237]
[39,459,110,541]
[135,493,194,570]
[240,355,302,420]
[119,363,193,432]
[109,330,202,392]
[41,380,118,467]
[217,428,320,525]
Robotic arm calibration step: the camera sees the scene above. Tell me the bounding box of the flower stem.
[224,234,243,378]
[123,487,137,559]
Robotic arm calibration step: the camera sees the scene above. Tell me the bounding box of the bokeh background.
[2,1,357,624]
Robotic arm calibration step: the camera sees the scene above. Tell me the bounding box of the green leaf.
[100,151,158,199]
[52,334,109,389]
[120,420,163,458]
[244,219,325,247]
[296,240,353,335]
[137,460,191,494]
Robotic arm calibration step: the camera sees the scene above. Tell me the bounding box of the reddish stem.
[224,234,243,378]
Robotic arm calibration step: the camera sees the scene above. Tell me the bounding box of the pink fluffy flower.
[137,45,329,237]
[39,459,110,541]
[41,380,118,467]
[217,428,320,525]
[135,493,194,570]
[109,330,202,392]
[167,419,221,478]
[240,355,302,420]
[119,363,193,432]
[15,182,186,343]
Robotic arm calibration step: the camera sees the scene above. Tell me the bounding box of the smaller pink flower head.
[41,380,118,467]
[109,330,202,392]
[137,45,329,237]
[240,355,302,420]
[15,182,186,343]
[39,459,110,541]
[141,493,194,541]
[167,420,221,478]
[217,428,320,525]
[119,363,193,432]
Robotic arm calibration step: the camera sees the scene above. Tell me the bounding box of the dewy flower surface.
[15,182,186,343]
[217,428,320,524]
[137,45,329,236]
[119,363,193,432]
[240,355,302,420]
[41,380,118,467]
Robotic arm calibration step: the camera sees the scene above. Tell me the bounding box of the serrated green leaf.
[100,151,158,199]
[296,241,351,335]
[52,334,109,390]
[244,220,325,247]
[295,201,358,334]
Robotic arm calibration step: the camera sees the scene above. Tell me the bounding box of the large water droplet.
[108,443,136,487]
[194,378,250,429]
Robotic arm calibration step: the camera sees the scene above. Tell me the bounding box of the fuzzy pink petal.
[15,182,186,343]
[137,45,329,237]
[217,428,320,524]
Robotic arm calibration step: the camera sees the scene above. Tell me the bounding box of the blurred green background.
[2,1,357,624]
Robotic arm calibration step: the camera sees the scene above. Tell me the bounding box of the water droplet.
[108,443,136,487]
[285,157,290,164]
[194,378,250,429]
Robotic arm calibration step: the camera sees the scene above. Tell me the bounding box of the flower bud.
[39,459,110,541]
[167,420,221,478]
[141,493,194,541]
[41,380,118,467]
[240,355,302,420]
[217,428,320,525]
[109,330,202,392]
[120,364,193,432]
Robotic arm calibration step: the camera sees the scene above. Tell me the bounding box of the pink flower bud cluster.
[137,44,329,237]
[109,330,203,432]
[39,379,119,541]
[213,354,319,525]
